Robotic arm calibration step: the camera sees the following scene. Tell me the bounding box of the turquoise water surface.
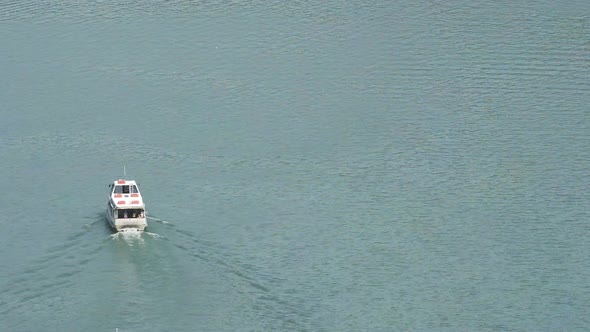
[1,1,589,330]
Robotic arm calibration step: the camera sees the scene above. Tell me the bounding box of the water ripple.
[0,219,106,317]
[170,226,315,331]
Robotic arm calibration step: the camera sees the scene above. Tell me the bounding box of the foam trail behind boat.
[147,216,172,225]
[110,229,144,245]
[144,231,163,240]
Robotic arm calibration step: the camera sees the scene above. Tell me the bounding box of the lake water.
[1,1,589,331]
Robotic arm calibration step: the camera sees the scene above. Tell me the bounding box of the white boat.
[106,179,147,232]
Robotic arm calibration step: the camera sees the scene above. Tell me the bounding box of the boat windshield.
[114,185,139,194]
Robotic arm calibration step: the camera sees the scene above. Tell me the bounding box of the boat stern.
[114,217,148,232]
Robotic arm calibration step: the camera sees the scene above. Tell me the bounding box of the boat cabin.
[108,179,145,215]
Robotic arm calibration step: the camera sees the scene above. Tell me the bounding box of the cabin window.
[114,185,134,194]
[117,209,144,218]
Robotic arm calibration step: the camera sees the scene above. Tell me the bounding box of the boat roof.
[110,179,145,208]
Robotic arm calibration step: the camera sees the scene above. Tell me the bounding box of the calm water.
[1,1,589,331]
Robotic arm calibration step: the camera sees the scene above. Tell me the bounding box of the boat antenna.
[123,165,126,178]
